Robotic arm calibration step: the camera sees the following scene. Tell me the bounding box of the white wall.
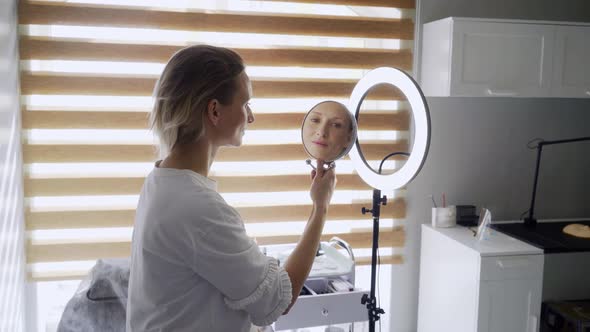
[0,0,26,330]
[389,1,590,331]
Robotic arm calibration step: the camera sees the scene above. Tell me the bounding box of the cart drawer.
[274,288,369,330]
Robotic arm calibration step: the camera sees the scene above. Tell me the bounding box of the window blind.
[19,0,415,281]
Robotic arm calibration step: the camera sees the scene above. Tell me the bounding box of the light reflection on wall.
[0,0,26,331]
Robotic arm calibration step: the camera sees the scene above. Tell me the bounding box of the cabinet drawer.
[480,255,543,281]
[274,288,368,330]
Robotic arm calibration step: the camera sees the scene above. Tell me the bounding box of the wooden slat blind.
[19,38,414,70]
[27,199,407,230]
[21,73,405,98]
[259,0,415,8]
[22,110,410,130]
[26,174,374,196]
[23,141,409,163]
[19,2,414,39]
[28,228,405,264]
[19,0,415,281]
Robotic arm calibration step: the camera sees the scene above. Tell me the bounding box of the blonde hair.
[150,45,244,157]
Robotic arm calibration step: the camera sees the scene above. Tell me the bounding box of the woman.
[302,101,354,162]
[126,45,336,332]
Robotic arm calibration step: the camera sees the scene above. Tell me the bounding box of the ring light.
[348,67,431,192]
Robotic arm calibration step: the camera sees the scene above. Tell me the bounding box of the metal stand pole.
[361,189,386,332]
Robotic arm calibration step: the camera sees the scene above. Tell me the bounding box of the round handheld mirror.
[301,100,358,170]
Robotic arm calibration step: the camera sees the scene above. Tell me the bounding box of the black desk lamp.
[524,136,590,228]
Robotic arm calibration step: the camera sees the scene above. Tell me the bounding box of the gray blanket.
[57,258,130,332]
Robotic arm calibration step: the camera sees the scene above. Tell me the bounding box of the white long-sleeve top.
[126,162,292,332]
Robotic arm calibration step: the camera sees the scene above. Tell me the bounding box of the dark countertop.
[491,221,590,253]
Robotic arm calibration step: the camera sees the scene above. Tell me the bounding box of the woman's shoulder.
[147,169,217,197]
[142,171,243,229]
[141,172,223,214]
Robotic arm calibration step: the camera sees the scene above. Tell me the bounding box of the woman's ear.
[207,99,221,126]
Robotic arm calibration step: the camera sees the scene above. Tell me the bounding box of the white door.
[477,279,542,332]
[450,21,554,97]
[551,26,590,98]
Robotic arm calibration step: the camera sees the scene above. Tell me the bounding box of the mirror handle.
[305,159,335,171]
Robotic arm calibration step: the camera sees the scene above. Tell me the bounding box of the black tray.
[491,221,590,253]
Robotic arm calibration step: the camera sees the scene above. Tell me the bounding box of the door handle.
[496,259,530,269]
[486,88,518,97]
[529,314,538,332]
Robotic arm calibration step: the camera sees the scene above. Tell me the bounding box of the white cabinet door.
[450,21,554,97]
[551,26,590,97]
[477,279,542,332]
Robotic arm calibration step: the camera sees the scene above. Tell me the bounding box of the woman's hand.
[309,159,336,209]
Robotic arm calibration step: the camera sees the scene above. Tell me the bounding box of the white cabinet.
[420,17,590,98]
[417,225,544,332]
[551,26,590,97]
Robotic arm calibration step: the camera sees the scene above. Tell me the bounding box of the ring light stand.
[348,67,431,332]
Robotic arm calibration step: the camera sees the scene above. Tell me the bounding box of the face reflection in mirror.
[301,101,358,163]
